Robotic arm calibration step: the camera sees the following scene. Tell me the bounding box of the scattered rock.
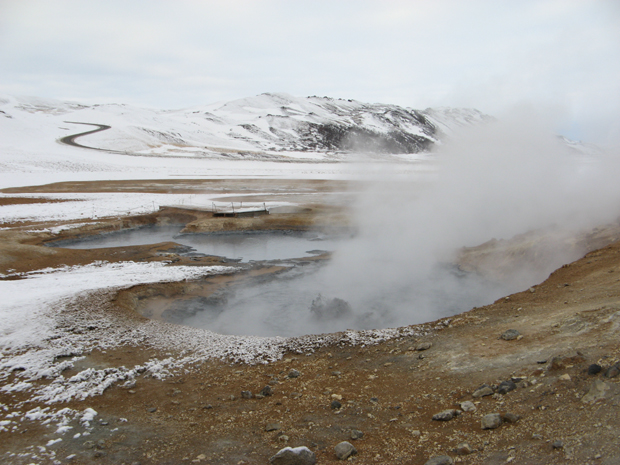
[503,413,520,424]
[331,400,342,410]
[265,423,281,432]
[481,413,502,430]
[416,342,432,351]
[424,456,454,465]
[334,441,357,460]
[582,380,611,403]
[500,329,520,341]
[288,369,301,379]
[460,401,476,412]
[241,391,253,399]
[269,446,316,465]
[532,433,543,440]
[261,386,273,397]
[552,440,564,449]
[146,407,157,413]
[455,442,473,455]
[432,409,457,421]
[559,374,571,381]
[604,364,620,378]
[588,364,602,375]
[310,295,352,320]
[549,356,566,371]
[472,384,494,398]
[497,380,517,394]
[350,429,364,440]
[411,430,421,437]
[279,435,289,443]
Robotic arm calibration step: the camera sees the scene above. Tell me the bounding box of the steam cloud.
[186,110,620,337]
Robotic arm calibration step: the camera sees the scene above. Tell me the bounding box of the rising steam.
[186,109,620,337]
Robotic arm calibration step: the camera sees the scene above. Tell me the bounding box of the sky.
[0,0,619,144]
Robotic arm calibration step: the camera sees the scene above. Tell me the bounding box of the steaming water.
[179,259,506,337]
[53,226,345,262]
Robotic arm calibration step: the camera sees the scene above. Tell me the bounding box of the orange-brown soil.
[0,179,618,465]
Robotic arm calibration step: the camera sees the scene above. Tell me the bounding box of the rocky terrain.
[1,178,619,465]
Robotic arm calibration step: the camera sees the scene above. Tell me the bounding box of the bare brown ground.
[1,179,619,465]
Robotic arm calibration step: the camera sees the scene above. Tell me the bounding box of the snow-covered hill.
[0,93,491,161]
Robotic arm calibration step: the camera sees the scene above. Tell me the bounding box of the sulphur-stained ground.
[0,179,619,465]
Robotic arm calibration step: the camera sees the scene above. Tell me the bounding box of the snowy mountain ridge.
[0,93,493,161]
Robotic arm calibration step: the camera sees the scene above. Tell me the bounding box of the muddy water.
[167,261,503,337]
[55,226,504,338]
[53,226,345,262]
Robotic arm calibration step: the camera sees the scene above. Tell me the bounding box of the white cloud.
[0,0,618,143]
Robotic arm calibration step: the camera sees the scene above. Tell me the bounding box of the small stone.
[424,456,454,465]
[202,404,213,410]
[331,400,342,410]
[411,430,421,437]
[288,369,301,378]
[146,407,157,413]
[503,413,520,424]
[455,442,473,455]
[279,435,289,443]
[481,413,502,430]
[265,423,281,432]
[588,364,602,375]
[269,446,316,465]
[500,329,520,341]
[241,391,253,399]
[334,441,357,460]
[370,397,379,403]
[582,380,610,403]
[532,433,543,440]
[350,429,364,440]
[552,440,564,449]
[416,342,432,351]
[559,374,571,381]
[460,401,476,412]
[549,356,566,371]
[604,364,620,378]
[472,384,494,398]
[290,392,302,399]
[497,380,517,394]
[432,409,457,421]
[261,386,273,396]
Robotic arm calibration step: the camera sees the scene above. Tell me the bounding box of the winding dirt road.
[59,121,112,150]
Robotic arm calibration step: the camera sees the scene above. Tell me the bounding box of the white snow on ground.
[0,260,428,409]
[0,261,237,351]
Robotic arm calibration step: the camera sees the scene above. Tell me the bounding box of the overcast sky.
[1,0,618,144]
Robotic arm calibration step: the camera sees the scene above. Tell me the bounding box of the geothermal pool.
[53,225,345,262]
[55,226,510,337]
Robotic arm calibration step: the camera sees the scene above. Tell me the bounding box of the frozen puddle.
[51,226,345,262]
